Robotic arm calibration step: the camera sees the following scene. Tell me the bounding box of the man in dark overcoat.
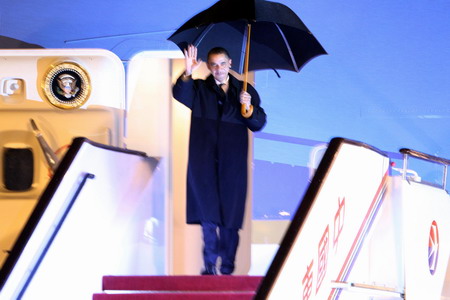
[172,45,266,275]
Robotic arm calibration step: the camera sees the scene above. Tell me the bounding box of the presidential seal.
[42,62,91,109]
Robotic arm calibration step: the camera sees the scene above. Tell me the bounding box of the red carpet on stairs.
[93,275,263,300]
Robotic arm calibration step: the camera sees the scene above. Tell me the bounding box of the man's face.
[207,53,232,83]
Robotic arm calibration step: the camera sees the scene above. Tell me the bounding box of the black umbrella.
[168,0,326,117]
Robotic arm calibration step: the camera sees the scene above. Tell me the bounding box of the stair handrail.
[399,148,450,191]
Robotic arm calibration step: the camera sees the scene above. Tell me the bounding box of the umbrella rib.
[274,23,299,72]
[193,23,215,47]
[238,23,250,74]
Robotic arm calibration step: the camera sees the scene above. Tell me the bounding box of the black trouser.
[201,221,239,274]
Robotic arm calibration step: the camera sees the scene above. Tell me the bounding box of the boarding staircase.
[2,138,449,300]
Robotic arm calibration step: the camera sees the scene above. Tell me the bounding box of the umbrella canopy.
[168,0,327,74]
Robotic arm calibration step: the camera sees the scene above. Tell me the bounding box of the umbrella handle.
[241,103,254,117]
[241,23,253,119]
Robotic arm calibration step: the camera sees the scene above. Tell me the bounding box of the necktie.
[218,83,227,115]
[219,83,228,94]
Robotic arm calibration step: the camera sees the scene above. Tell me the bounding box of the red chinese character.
[302,260,314,300]
[316,225,329,293]
[333,197,345,249]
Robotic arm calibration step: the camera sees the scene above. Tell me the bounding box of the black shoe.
[220,267,234,275]
[201,265,217,275]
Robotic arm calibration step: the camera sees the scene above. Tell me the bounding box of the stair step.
[102,275,263,292]
[93,291,255,300]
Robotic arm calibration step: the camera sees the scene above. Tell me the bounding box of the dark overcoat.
[172,73,266,229]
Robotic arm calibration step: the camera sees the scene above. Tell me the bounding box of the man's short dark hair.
[207,47,230,60]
